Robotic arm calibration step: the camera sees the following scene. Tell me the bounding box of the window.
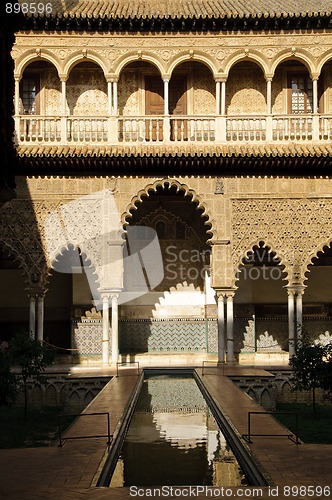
[288,73,313,114]
[20,75,40,114]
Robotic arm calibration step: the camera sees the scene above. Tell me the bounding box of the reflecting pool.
[110,375,248,487]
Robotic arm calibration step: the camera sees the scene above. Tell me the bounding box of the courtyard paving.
[0,364,331,500]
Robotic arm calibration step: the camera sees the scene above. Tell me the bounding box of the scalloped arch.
[234,239,289,288]
[15,51,62,78]
[304,238,332,282]
[47,242,100,288]
[122,179,215,240]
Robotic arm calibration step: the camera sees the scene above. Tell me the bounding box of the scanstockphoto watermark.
[44,190,164,308]
[129,485,331,498]
[164,246,285,282]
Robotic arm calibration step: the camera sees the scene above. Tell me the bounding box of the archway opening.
[0,243,28,341]
[48,244,101,359]
[235,242,287,355]
[304,244,332,345]
[120,183,214,354]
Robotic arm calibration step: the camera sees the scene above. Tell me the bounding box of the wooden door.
[169,76,187,140]
[145,75,187,140]
[145,76,164,140]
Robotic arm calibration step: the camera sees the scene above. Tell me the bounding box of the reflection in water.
[111,375,248,487]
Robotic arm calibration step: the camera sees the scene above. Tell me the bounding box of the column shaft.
[226,294,234,364]
[221,81,226,115]
[108,81,113,114]
[111,294,119,364]
[266,78,272,115]
[29,295,36,339]
[164,80,169,115]
[217,293,225,363]
[296,292,303,343]
[288,291,295,357]
[37,295,44,342]
[113,81,118,115]
[102,295,110,365]
[215,81,221,115]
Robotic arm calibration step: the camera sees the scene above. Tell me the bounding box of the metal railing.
[116,361,140,377]
[242,411,300,444]
[58,411,111,447]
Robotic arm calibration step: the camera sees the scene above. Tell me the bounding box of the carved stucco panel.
[231,198,332,286]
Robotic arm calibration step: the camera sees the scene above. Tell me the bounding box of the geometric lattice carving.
[231,198,332,287]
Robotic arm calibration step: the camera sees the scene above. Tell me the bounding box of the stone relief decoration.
[193,69,215,115]
[66,66,107,116]
[231,198,332,288]
[226,64,266,114]
[122,178,215,241]
[257,331,282,351]
[315,331,332,346]
[118,70,140,115]
[240,319,255,353]
[42,69,61,116]
[0,200,51,287]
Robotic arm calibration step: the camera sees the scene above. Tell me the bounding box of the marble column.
[111,293,119,364]
[216,291,225,363]
[296,289,304,343]
[164,79,169,115]
[113,81,118,115]
[226,293,234,364]
[102,293,110,365]
[288,289,296,357]
[37,294,44,342]
[29,295,36,339]
[215,80,221,115]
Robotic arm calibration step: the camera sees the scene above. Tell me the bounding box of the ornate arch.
[48,242,101,293]
[271,49,316,76]
[114,53,165,78]
[122,178,216,241]
[15,50,62,78]
[233,238,289,289]
[303,238,332,282]
[223,50,269,77]
[167,52,217,77]
[64,51,109,78]
[317,51,332,76]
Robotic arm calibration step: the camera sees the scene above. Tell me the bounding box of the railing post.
[108,116,118,144]
[312,114,320,141]
[215,116,226,142]
[163,115,171,143]
[266,115,273,141]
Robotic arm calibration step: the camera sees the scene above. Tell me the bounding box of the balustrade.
[17,114,329,145]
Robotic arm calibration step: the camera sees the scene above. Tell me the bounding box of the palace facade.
[2,0,332,365]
